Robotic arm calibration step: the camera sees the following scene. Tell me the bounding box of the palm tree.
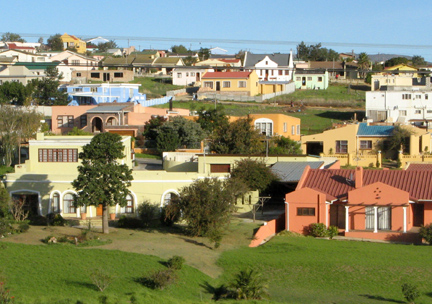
[357,52,370,78]
[230,268,269,300]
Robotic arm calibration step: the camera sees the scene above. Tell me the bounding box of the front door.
[103,73,110,82]
[97,204,103,216]
[216,81,221,91]
[413,203,424,227]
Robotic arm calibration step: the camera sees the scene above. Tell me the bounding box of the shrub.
[90,269,113,292]
[308,223,328,237]
[229,268,269,300]
[419,224,432,244]
[147,269,177,290]
[28,215,47,226]
[137,200,159,227]
[0,219,13,236]
[18,222,30,233]
[117,216,143,229]
[167,256,185,270]
[47,213,66,226]
[327,226,339,239]
[401,282,419,303]
[160,203,181,227]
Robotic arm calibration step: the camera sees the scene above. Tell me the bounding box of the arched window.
[63,193,75,214]
[52,193,60,213]
[120,194,134,214]
[163,192,178,206]
[106,117,117,126]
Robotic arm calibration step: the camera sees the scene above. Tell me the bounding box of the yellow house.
[61,33,87,54]
[230,113,301,141]
[383,64,419,77]
[201,71,259,96]
[301,122,431,166]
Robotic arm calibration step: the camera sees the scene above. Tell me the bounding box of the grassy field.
[135,153,162,160]
[1,222,432,303]
[130,77,183,98]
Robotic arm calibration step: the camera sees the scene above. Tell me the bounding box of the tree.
[183,56,197,66]
[28,67,68,105]
[143,116,167,141]
[196,107,229,133]
[411,55,426,67]
[72,133,133,234]
[229,268,269,300]
[269,136,302,155]
[168,177,236,247]
[1,32,25,43]
[388,125,412,152]
[198,48,210,61]
[230,158,277,193]
[210,117,264,154]
[357,52,370,78]
[296,41,339,61]
[97,40,117,53]
[47,34,63,51]
[171,45,188,54]
[385,57,408,67]
[0,81,31,105]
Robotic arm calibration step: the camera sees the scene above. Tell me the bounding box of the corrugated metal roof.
[301,169,432,201]
[271,162,323,183]
[357,123,394,136]
[86,105,130,113]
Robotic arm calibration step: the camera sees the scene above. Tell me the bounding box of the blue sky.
[3,0,432,60]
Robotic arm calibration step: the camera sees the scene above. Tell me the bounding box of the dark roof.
[357,123,394,136]
[271,162,323,182]
[244,52,291,68]
[14,62,59,70]
[301,169,432,201]
[86,104,131,113]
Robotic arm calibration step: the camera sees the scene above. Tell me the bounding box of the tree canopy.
[269,136,302,155]
[196,107,229,133]
[47,34,63,51]
[0,81,31,105]
[198,48,210,61]
[28,67,68,105]
[210,117,263,154]
[384,57,409,67]
[357,52,370,77]
[171,45,188,53]
[411,55,426,67]
[296,42,339,61]
[72,133,133,234]
[1,32,25,43]
[97,40,118,53]
[230,158,277,193]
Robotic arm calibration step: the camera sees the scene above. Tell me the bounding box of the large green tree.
[210,117,263,154]
[47,34,63,51]
[230,158,277,193]
[357,52,370,78]
[269,136,302,155]
[97,40,118,53]
[0,81,31,105]
[296,41,339,61]
[72,133,133,234]
[1,32,25,43]
[384,57,408,67]
[196,107,229,133]
[411,55,426,67]
[171,45,188,54]
[28,67,68,105]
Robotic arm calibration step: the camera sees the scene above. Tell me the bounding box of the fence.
[166,89,187,97]
[320,153,381,167]
[401,154,432,168]
[138,96,172,107]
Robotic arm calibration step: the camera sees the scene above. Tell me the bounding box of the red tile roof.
[406,163,432,171]
[202,71,251,79]
[301,168,432,201]
[7,43,35,50]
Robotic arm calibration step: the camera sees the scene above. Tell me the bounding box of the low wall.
[344,231,421,244]
[401,155,432,168]
[249,214,285,247]
[320,153,381,168]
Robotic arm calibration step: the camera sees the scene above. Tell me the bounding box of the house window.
[402,94,412,100]
[283,122,287,133]
[279,70,283,76]
[210,164,230,173]
[190,72,195,76]
[38,149,78,162]
[297,208,315,216]
[52,193,60,213]
[186,72,189,77]
[90,72,100,78]
[121,194,134,214]
[73,88,82,92]
[416,95,421,99]
[297,125,300,135]
[427,110,432,114]
[415,110,421,114]
[57,115,74,128]
[177,73,182,78]
[91,87,97,92]
[365,206,391,230]
[76,72,82,77]
[106,117,117,126]
[296,77,301,81]
[336,140,348,153]
[307,77,312,81]
[63,193,75,214]
[399,110,407,116]
[285,70,289,75]
[80,115,87,128]
[163,192,178,206]
[318,77,323,82]
[426,94,429,100]
[238,81,247,88]
[360,140,372,150]
[72,60,79,65]
[223,81,231,88]
[114,72,123,78]
[204,81,213,89]
[255,121,273,136]
[292,125,295,135]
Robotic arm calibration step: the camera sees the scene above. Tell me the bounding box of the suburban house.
[366,90,432,126]
[371,74,432,91]
[0,64,48,85]
[285,166,432,243]
[200,71,259,96]
[294,70,329,90]
[47,50,98,82]
[383,64,419,77]
[172,67,207,86]
[243,51,294,82]
[0,41,41,53]
[301,122,431,167]
[51,103,190,135]
[66,83,147,105]
[72,69,134,83]
[195,58,242,70]
[60,33,86,54]
[295,61,360,80]
[0,49,50,63]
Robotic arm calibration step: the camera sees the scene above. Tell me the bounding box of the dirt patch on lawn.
[0,218,262,278]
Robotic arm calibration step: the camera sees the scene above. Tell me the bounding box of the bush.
[401,282,419,303]
[0,219,13,236]
[167,256,185,270]
[90,268,113,292]
[327,226,339,239]
[308,223,328,237]
[18,222,30,233]
[147,269,177,290]
[28,215,48,226]
[137,200,159,227]
[47,213,66,226]
[160,204,180,227]
[229,268,269,300]
[419,224,432,244]
[117,215,143,229]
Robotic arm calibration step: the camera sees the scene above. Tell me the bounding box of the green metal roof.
[14,62,59,70]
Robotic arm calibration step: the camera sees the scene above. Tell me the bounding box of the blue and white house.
[66,83,147,105]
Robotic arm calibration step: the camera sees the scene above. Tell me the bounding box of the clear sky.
[3,0,432,61]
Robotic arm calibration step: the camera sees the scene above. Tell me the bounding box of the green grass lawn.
[135,153,162,160]
[2,226,432,303]
[0,166,14,176]
[130,77,183,98]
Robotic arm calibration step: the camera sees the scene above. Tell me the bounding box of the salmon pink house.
[285,166,432,243]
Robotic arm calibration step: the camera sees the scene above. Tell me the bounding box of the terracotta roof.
[202,71,251,79]
[406,163,432,171]
[301,168,432,201]
[7,43,35,50]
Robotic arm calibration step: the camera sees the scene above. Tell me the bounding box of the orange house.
[285,166,432,243]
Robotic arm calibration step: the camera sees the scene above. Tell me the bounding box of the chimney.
[355,166,363,188]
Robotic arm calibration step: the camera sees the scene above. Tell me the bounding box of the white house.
[48,51,98,82]
[172,68,208,86]
[366,89,432,127]
[0,50,50,63]
[243,50,294,82]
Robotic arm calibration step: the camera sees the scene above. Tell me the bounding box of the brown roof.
[406,163,432,171]
[301,168,432,201]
